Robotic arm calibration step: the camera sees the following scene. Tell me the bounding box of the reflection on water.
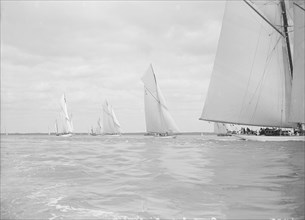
[1,135,304,219]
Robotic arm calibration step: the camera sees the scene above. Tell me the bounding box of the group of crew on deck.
[239,125,304,136]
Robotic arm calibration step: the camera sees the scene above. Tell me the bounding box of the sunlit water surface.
[1,135,304,220]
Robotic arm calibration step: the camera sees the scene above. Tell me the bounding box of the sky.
[1,1,226,133]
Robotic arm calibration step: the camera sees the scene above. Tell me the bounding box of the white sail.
[214,123,228,134]
[60,94,73,133]
[289,1,305,123]
[96,118,102,134]
[200,0,297,128]
[141,64,180,134]
[55,120,58,134]
[102,100,122,134]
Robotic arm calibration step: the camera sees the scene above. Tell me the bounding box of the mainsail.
[200,0,304,128]
[289,1,305,124]
[141,64,180,134]
[60,94,73,133]
[102,100,122,134]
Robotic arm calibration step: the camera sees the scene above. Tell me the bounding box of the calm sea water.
[1,134,304,220]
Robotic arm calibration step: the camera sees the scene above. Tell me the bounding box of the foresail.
[111,108,122,133]
[102,100,121,134]
[214,123,227,134]
[200,1,296,128]
[289,1,305,123]
[157,86,180,133]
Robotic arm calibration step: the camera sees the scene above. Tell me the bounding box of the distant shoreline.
[1,132,214,136]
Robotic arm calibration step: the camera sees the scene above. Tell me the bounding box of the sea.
[1,134,304,220]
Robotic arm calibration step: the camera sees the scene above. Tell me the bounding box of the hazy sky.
[1,1,226,133]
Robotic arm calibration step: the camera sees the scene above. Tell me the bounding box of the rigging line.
[243,0,285,38]
[103,108,113,117]
[248,35,281,107]
[294,2,305,11]
[144,86,168,110]
[248,38,274,121]
[238,24,263,120]
[150,64,169,133]
[249,36,278,123]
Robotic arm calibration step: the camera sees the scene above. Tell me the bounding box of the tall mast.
[244,0,293,77]
[280,0,293,78]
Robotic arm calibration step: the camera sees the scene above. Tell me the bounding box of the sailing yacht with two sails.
[102,99,122,136]
[200,0,304,141]
[141,64,180,138]
[90,118,102,136]
[56,94,74,137]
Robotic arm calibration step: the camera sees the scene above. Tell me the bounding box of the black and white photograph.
[1,0,304,219]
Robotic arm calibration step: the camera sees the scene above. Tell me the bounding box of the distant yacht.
[90,118,102,136]
[141,64,180,138]
[57,94,73,137]
[102,99,122,136]
[90,126,97,136]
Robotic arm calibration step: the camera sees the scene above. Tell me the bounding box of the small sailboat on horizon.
[200,0,305,142]
[57,94,74,137]
[55,120,59,136]
[90,118,102,136]
[102,99,122,136]
[141,64,180,138]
